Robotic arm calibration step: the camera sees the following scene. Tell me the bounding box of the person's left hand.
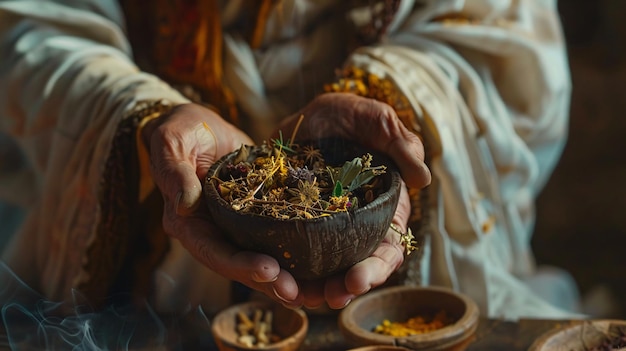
[141,103,305,309]
[274,92,431,309]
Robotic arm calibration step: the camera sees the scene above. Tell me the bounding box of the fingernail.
[252,271,278,283]
[304,302,324,310]
[356,286,371,295]
[174,191,183,215]
[281,301,303,310]
[336,299,352,309]
[272,286,294,304]
[418,159,432,186]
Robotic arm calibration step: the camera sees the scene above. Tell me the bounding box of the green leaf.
[272,130,295,153]
[333,180,344,197]
[338,157,363,186]
[349,170,377,191]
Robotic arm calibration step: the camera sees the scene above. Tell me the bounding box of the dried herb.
[235,309,280,347]
[210,138,387,220]
[373,310,453,336]
[583,324,626,351]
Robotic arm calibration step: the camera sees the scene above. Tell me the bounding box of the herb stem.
[249,199,341,214]
[289,114,305,148]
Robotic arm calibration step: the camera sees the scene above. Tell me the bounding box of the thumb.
[150,156,203,219]
[162,162,203,217]
[141,104,220,218]
[147,135,204,218]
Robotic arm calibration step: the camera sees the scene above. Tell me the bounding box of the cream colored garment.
[0,0,189,300]
[0,0,577,319]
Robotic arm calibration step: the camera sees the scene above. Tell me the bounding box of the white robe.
[0,0,578,319]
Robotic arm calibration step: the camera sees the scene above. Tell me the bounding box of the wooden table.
[301,313,579,351]
[0,307,579,350]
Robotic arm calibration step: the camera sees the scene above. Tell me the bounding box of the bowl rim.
[339,285,480,348]
[204,140,403,223]
[211,300,309,350]
[347,347,412,351]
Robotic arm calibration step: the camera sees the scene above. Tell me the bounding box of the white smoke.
[0,262,215,350]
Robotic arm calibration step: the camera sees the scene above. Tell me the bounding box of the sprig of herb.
[272,130,296,154]
[328,153,387,195]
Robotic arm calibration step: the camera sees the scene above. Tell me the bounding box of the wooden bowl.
[339,286,480,351]
[204,138,402,280]
[348,347,411,351]
[211,300,308,351]
[528,319,626,351]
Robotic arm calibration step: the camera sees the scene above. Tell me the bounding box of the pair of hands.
[141,92,431,310]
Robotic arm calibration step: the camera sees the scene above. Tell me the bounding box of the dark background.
[532,0,626,318]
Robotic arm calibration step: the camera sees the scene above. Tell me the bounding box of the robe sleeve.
[335,0,573,318]
[0,0,189,304]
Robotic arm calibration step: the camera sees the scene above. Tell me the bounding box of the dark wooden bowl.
[339,286,479,351]
[528,319,626,351]
[204,138,402,280]
[211,300,308,351]
[348,347,411,351]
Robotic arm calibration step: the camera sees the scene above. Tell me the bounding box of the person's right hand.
[273,92,431,310]
[140,103,306,308]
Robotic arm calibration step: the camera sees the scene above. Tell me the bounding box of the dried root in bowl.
[236,308,281,347]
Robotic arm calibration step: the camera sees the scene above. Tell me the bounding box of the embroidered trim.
[77,100,174,307]
[325,66,421,138]
[121,0,239,126]
[135,109,161,203]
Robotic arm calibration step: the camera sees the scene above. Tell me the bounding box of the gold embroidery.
[121,0,239,125]
[325,66,420,136]
[134,102,177,203]
[432,13,481,26]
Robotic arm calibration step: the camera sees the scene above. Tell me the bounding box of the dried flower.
[225,162,250,179]
[328,195,351,211]
[286,166,315,187]
[289,179,320,208]
[301,145,323,166]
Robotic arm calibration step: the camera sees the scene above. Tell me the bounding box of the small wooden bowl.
[211,301,308,351]
[204,138,402,280]
[348,347,411,351]
[528,319,626,351]
[339,286,480,351]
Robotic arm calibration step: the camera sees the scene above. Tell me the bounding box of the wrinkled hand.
[275,92,431,309]
[142,95,431,311]
[141,103,306,308]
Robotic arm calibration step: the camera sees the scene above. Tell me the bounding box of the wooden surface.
[0,307,581,350]
[301,313,580,351]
